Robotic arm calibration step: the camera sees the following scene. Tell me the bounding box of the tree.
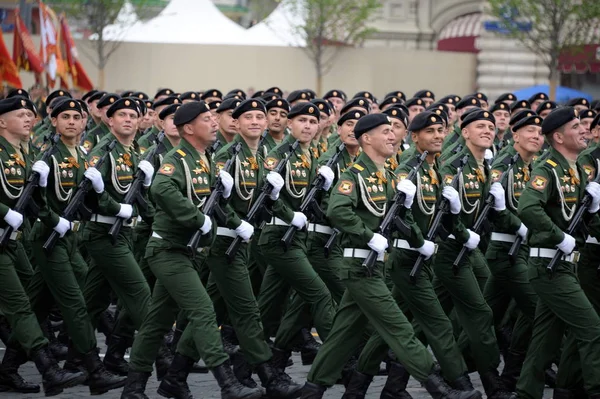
[273,0,380,95]
[487,0,600,100]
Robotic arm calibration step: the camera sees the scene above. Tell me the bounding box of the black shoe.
[41,319,68,361]
[222,324,240,345]
[381,361,412,399]
[157,353,193,399]
[480,370,516,399]
[337,355,358,386]
[121,371,150,399]
[232,351,258,388]
[271,347,292,373]
[212,360,263,399]
[97,310,115,344]
[300,382,326,399]
[424,370,483,399]
[83,348,127,394]
[104,334,131,376]
[0,346,40,393]
[63,345,89,384]
[451,373,476,392]
[500,351,525,392]
[33,345,86,396]
[299,329,320,366]
[342,370,372,399]
[256,361,302,399]
[156,344,174,381]
[190,361,209,374]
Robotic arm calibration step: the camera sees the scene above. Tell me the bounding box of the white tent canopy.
[246,0,306,47]
[102,1,141,41]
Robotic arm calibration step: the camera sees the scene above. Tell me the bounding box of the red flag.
[60,14,93,91]
[0,30,22,88]
[13,9,44,74]
[39,1,69,88]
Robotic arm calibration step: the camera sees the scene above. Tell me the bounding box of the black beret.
[207,100,221,111]
[354,114,391,140]
[580,109,596,120]
[266,98,290,112]
[50,98,82,118]
[107,98,140,118]
[7,88,29,99]
[380,96,402,109]
[528,92,547,104]
[223,93,243,101]
[251,90,264,99]
[0,97,36,116]
[131,91,149,100]
[439,95,458,105]
[287,90,311,103]
[49,96,70,109]
[340,97,370,115]
[431,108,449,125]
[201,89,223,100]
[121,91,134,98]
[81,90,98,102]
[287,102,320,119]
[323,89,347,101]
[427,103,449,115]
[489,102,511,114]
[537,100,558,112]
[409,111,444,132]
[388,103,409,115]
[512,114,543,132]
[180,91,200,101]
[88,91,106,103]
[591,113,600,130]
[305,89,317,100]
[174,101,211,126]
[456,95,481,110]
[311,99,332,116]
[77,99,89,114]
[159,103,181,120]
[226,89,246,100]
[132,98,146,115]
[153,96,181,109]
[46,89,72,106]
[262,92,281,102]
[460,107,480,121]
[509,109,537,127]
[566,97,589,108]
[474,92,488,102]
[541,107,579,135]
[413,89,435,100]
[405,97,426,108]
[97,93,120,109]
[381,107,408,128]
[510,100,531,113]
[232,99,266,119]
[154,88,174,99]
[264,86,283,95]
[385,91,406,102]
[591,99,600,111]
[337,110,366,126]
[460,109,495,129]
[495,92,516,104]
[144,100,154,110]
[353,91,374,101]
[217,98,242,113]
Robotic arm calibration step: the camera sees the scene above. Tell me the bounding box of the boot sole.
[89,378,127,395]
[0,385,41,394]
[157,387,187,399]
[266,387,303,399]
[43,373,87,397]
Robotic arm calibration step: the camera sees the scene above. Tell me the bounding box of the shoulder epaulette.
[175,149,186,159]
[545,159,557,168]
[350,162,365,174]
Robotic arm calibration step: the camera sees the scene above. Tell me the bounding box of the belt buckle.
[71,221,81,232]
[433,243,438,254]
[571,251,580,263]
[14,231,22,241]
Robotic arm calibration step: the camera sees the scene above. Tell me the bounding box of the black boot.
[424,370,483,399]
[380,361,412,399]
[157,353,193,399]
[0,315,11,345]
[222,324,240,345]
[190,361,209,374]
[451,372,476,392]
[341,370,372,399]
[232,351,258,388]
[553,388,574,399]
[41,318,68,361]
[337,355,358,386]
[32,345,86,396]
[500,351,525,391]
[97,310,115,344]
[300,382,326,399]
[63,344,89,383]
[256,361,302,399]
[170,328,184,355]
[121,371,150,399]
[211,360,263,399]
[271,347,292,372]
[300,328,320,366]
[222,326,240,356]
[155,343,174,381]
[104,334,131,376]
[0,346,40,393]
[83,348,127,394]
[480,370,517,399]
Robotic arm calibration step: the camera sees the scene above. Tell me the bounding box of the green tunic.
[81,122,110,153]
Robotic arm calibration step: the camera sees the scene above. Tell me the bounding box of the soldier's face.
[446,104,457,125]
[288,115,319,144]
[162,115,179,139]
[539,108,553,118]
[90,100,101,119]
[188,112,218,143]
[422,98,434,108]
[109,109,139,137]
[318,111,331,134]
[100,107,111,125]
[218,110,237,135]
[338,119,358,146]
[463,121,495,150]
[412,124,444,154]
[370,103,381,114]
[555,119,587,153]
[581,118,593,141]
[408,106,425,122]
[267,108,288,134]
[328,97,344,114]
[479,100,489,110]
[574,105,589,112]
[364,124,395,158]
[493,110,510,132]
[531,100,544,111]
[52,110,82,139]
[513,125,543,154]
[390,118,407,146]
[0,109,33,139]
[236,111,267,140]
[591,126,600,142]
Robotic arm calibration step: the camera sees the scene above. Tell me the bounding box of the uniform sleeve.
[439,163,469,244]
[394,169,425,248]
[327,175,374,244]
[92,154,123,216]
[489,162,523,233]
[263,152,295,223]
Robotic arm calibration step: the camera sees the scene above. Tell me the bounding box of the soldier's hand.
[318,165,335,191]
[442,186,461,214]
[266,172,284,200]
[138,160,155,187]
[586,181,600,213]
[517,223,528,239]
[368,233,388,256]
[490,182,506,211]
[235,220,254,242]
[417,240,436,260]
[220,171,233,199]
[84,167,105,193]
[397,179,416,208]
[465,229,480,250]
[32,160,50,188]
[116,204,133,219]
[53,217,71,238]
[3,209,23,230]
[291,212,308,229]
[200,216,213,235]
[557,233,576,255]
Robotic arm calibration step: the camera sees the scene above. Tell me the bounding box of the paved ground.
[0,331,554,399]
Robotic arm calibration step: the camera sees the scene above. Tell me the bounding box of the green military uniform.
[81,122,110,153]
[516,147,600,399]
[260,130,285,159]
[137,125,160,154]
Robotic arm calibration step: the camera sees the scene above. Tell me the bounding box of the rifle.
[43,139,118,254]
[225,139,300,262]
[409,154,469,284]
[209,139,222,156]
[281,143,345,250]
[362,151,429,274]
[186,142,243,257]
[107,132,165,245]
[0,131,61,249]
[324,228,340,258]
[452,153,520,275]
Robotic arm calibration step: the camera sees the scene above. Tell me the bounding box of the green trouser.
[307,258,435,386]
[432,239,500,373]
[257,226,334,349]
[14,241,34,289]
[82,222,150,335]
[516,257,600,399]
[205,235,271,365]
[129,239,229,372]
[248,231,267,298]
[28,224,96,354]
[356,249,467,381]
[0,240,48,355]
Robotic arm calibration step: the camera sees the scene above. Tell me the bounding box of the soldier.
[154,88,175,102]
[138,96,181,154]
[494,93,516,107]
[262,98,290,157]
[580,109,597,142]
[439,95,459,127]
[310,99,333,158]
[565,98,590,112]
[33,89,71,136]
[287,90,311,106]
[516,107,600,399]
[527,93,548,112]
[323,90,346,117]
[301,113,478,399]
[216,98,243,148]
[475,92,489,110]
[405,98,426,123]
[414,89,436,108]
[121,101,262,399]
[137,100,155,141]
[81,92,120,152]
[441,96,482,154]
[382,107,410,171]
[489,102,511,155]
[379,96,403,112]
[201,89,223,103]
[180,91,201,104]
[85,91,106,135]
[0,96,86,396]
[536,101,558,118]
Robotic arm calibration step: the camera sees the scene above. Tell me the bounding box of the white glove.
[138,160,154,187]
[116,203,133,219]
[490,182,506,211]
[3,209,23,230]
[32,160,50,187]
[235,220,254,242]
[397,179,416,208]
[557,233,576,255]
[291,212,308,229]
[200,215,213,235]
[266,172,284,200]
[442,186,461,214]
[53,217,71,238]
[220,171,233,199]
[416,240,436,260]
[517,223,528,239]
[465,229,480,250]
[484,149,494,162]
[586,182,600,213]
[367,233,388,256]
[84,167,104,193]
[318,165,335,191]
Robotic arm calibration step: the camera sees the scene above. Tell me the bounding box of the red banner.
[60,14,93,91]
[13,9,44,74]
[0,30,22,88]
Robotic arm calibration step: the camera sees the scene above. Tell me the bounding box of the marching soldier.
[81,93,120,152]
[382,107,410,171]
[216,98,243,148]
[262,98,290,157]
[489,102,511,156]
[138,96,181,154]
